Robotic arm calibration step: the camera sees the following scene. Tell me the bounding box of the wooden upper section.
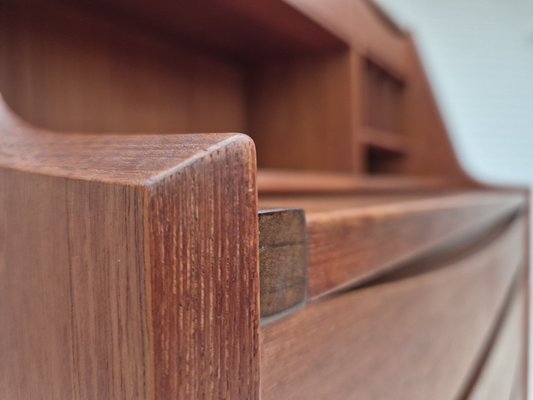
[0,0,471,183]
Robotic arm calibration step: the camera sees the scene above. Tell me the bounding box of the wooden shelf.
[257,169,449,194]
[359,127,407,154]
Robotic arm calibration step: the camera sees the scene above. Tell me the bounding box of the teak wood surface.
[0,100,260,399]
[261,192,523,298]
[0,0,529,398]
[261,217,525,400]
[0,0,472,180]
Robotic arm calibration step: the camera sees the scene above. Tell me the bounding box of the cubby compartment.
[365,146,404,174]
[360,57,407,175]
[248,52,355,171]
[363,57,404,133]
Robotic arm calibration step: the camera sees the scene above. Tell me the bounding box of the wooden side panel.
[145,136,260,399]
[261,217,524,400]
[0,171,149,399]
[400,36,471,181]
[466,285,524,400]
[282,0,355,44]
[351,0,408,78]
[248,52,355,171]
[0,99,260,399]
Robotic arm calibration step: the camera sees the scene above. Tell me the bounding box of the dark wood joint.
[259,208,307,318]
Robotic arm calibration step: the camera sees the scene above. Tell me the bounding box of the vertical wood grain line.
[145,137,259,399]
[0,170,150,399]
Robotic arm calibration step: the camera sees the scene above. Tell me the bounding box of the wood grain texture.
[0,100,259,399]
[0,96,239,184]
[259,209,307,318]
[145,135,259,399]
[0,171,148,399]
[0,1,528,398]
[0,0,247,133]
[0,0,478,181]
[248,51,356,171]
[261,216,525,400]
[261,191,523,298]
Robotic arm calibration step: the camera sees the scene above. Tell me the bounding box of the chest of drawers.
[0,1,528,398]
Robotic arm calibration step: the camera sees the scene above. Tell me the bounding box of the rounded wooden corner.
[0,90,258,187]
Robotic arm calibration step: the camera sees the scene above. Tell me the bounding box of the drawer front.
[260,217,525,400]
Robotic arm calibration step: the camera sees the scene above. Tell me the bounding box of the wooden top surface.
[260,191,524,214]
[258,169,453,194]
[259,191,524,301]
[0,97,250,185]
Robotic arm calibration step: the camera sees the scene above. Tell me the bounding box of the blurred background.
[377,0,533,185]
[377,0,533,390]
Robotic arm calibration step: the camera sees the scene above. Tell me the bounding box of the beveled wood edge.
[142,134,260,398]
[365,211,524,288]
[0,93,261,398]
[307,191,524,222]
[0,94,253,186]
[260,196,524,322]
[307,192,525,299]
